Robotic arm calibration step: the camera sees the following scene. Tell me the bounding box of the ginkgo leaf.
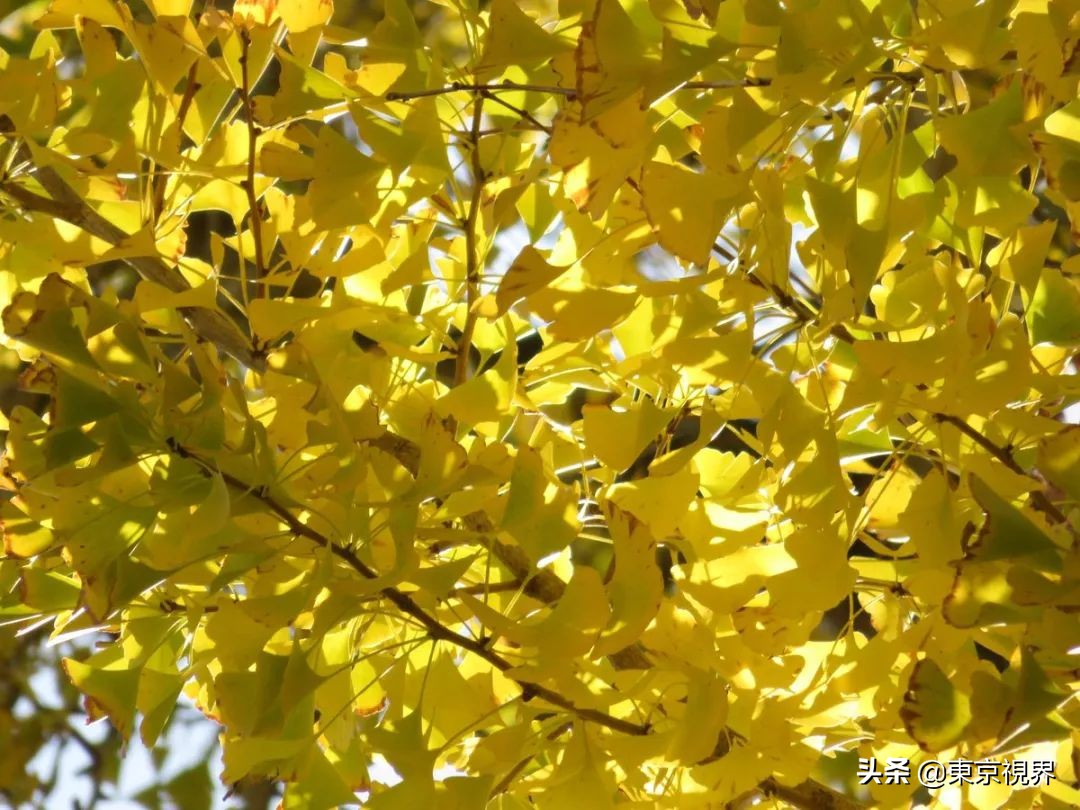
[62,658,141,741]
[17,567,81,613]
[490,246,569,318]
[477,0,571,73]
[137,668,185,747]
[966,475,1061,571]
[582,399,675,472]
[436,326,517,428]
[532,566,610,660]
[500,446,579,564]
[281,745,361,810]
[1027,268,1080,345]
[605,465,698,539]
[665,669,728,763]
[991,649,1071,752]
[595,503,663,656]
[268,46,356,122]
[422,653,499,744]
[1037,427,1080,503]
[525,286,639,341]
[643,160,743,266]
[1,501,55,558]
[3,0,1080,805]
[900,658,972,752]
[278,0,335,33]
[533,726,617,810]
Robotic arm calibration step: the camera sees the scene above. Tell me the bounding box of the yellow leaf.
[477,0,572,73]
[1,501,55,558]
[605,465,699,538]
[1038,427,1080,503]
[582,398,675,472]
[665,669,728,763]
[595,503,663,655]
[526,286,638,341]
[492,246,568,317]
[38,0,125,28]
[62,658,140,741]
[436,326,517,428]
[643,160,745,265]
[278,0,334,32]
[500,447,579,564]
[532,567,610,660]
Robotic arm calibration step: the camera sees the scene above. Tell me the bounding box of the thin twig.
[239,31,266,303]
[491,720,573,796]
[151,61,199,223]
[479,89,551,132]
[386,81,578,102]
[682,78,772,90]
[935,413,1071,526]
[454,94,486,387]
[384,71,923,105]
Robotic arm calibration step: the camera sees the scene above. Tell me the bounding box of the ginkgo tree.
[1,0,1079,807]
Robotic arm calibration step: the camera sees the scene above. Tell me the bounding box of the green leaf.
[1027,268,1080,345]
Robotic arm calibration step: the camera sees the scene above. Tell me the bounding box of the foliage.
[1,0,1080,807]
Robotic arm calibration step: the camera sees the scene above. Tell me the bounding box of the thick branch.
[0,115,263,371]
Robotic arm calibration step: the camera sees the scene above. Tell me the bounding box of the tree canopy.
[1,0,1079,807]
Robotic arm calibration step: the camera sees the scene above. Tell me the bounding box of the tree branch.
[935,413,1071,526]
[479,88,551,133]
[167,438,650,738]
[170,437,861,809]
[384,71,921,105]
[0,115,264,371]
[707,241,1073,529]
